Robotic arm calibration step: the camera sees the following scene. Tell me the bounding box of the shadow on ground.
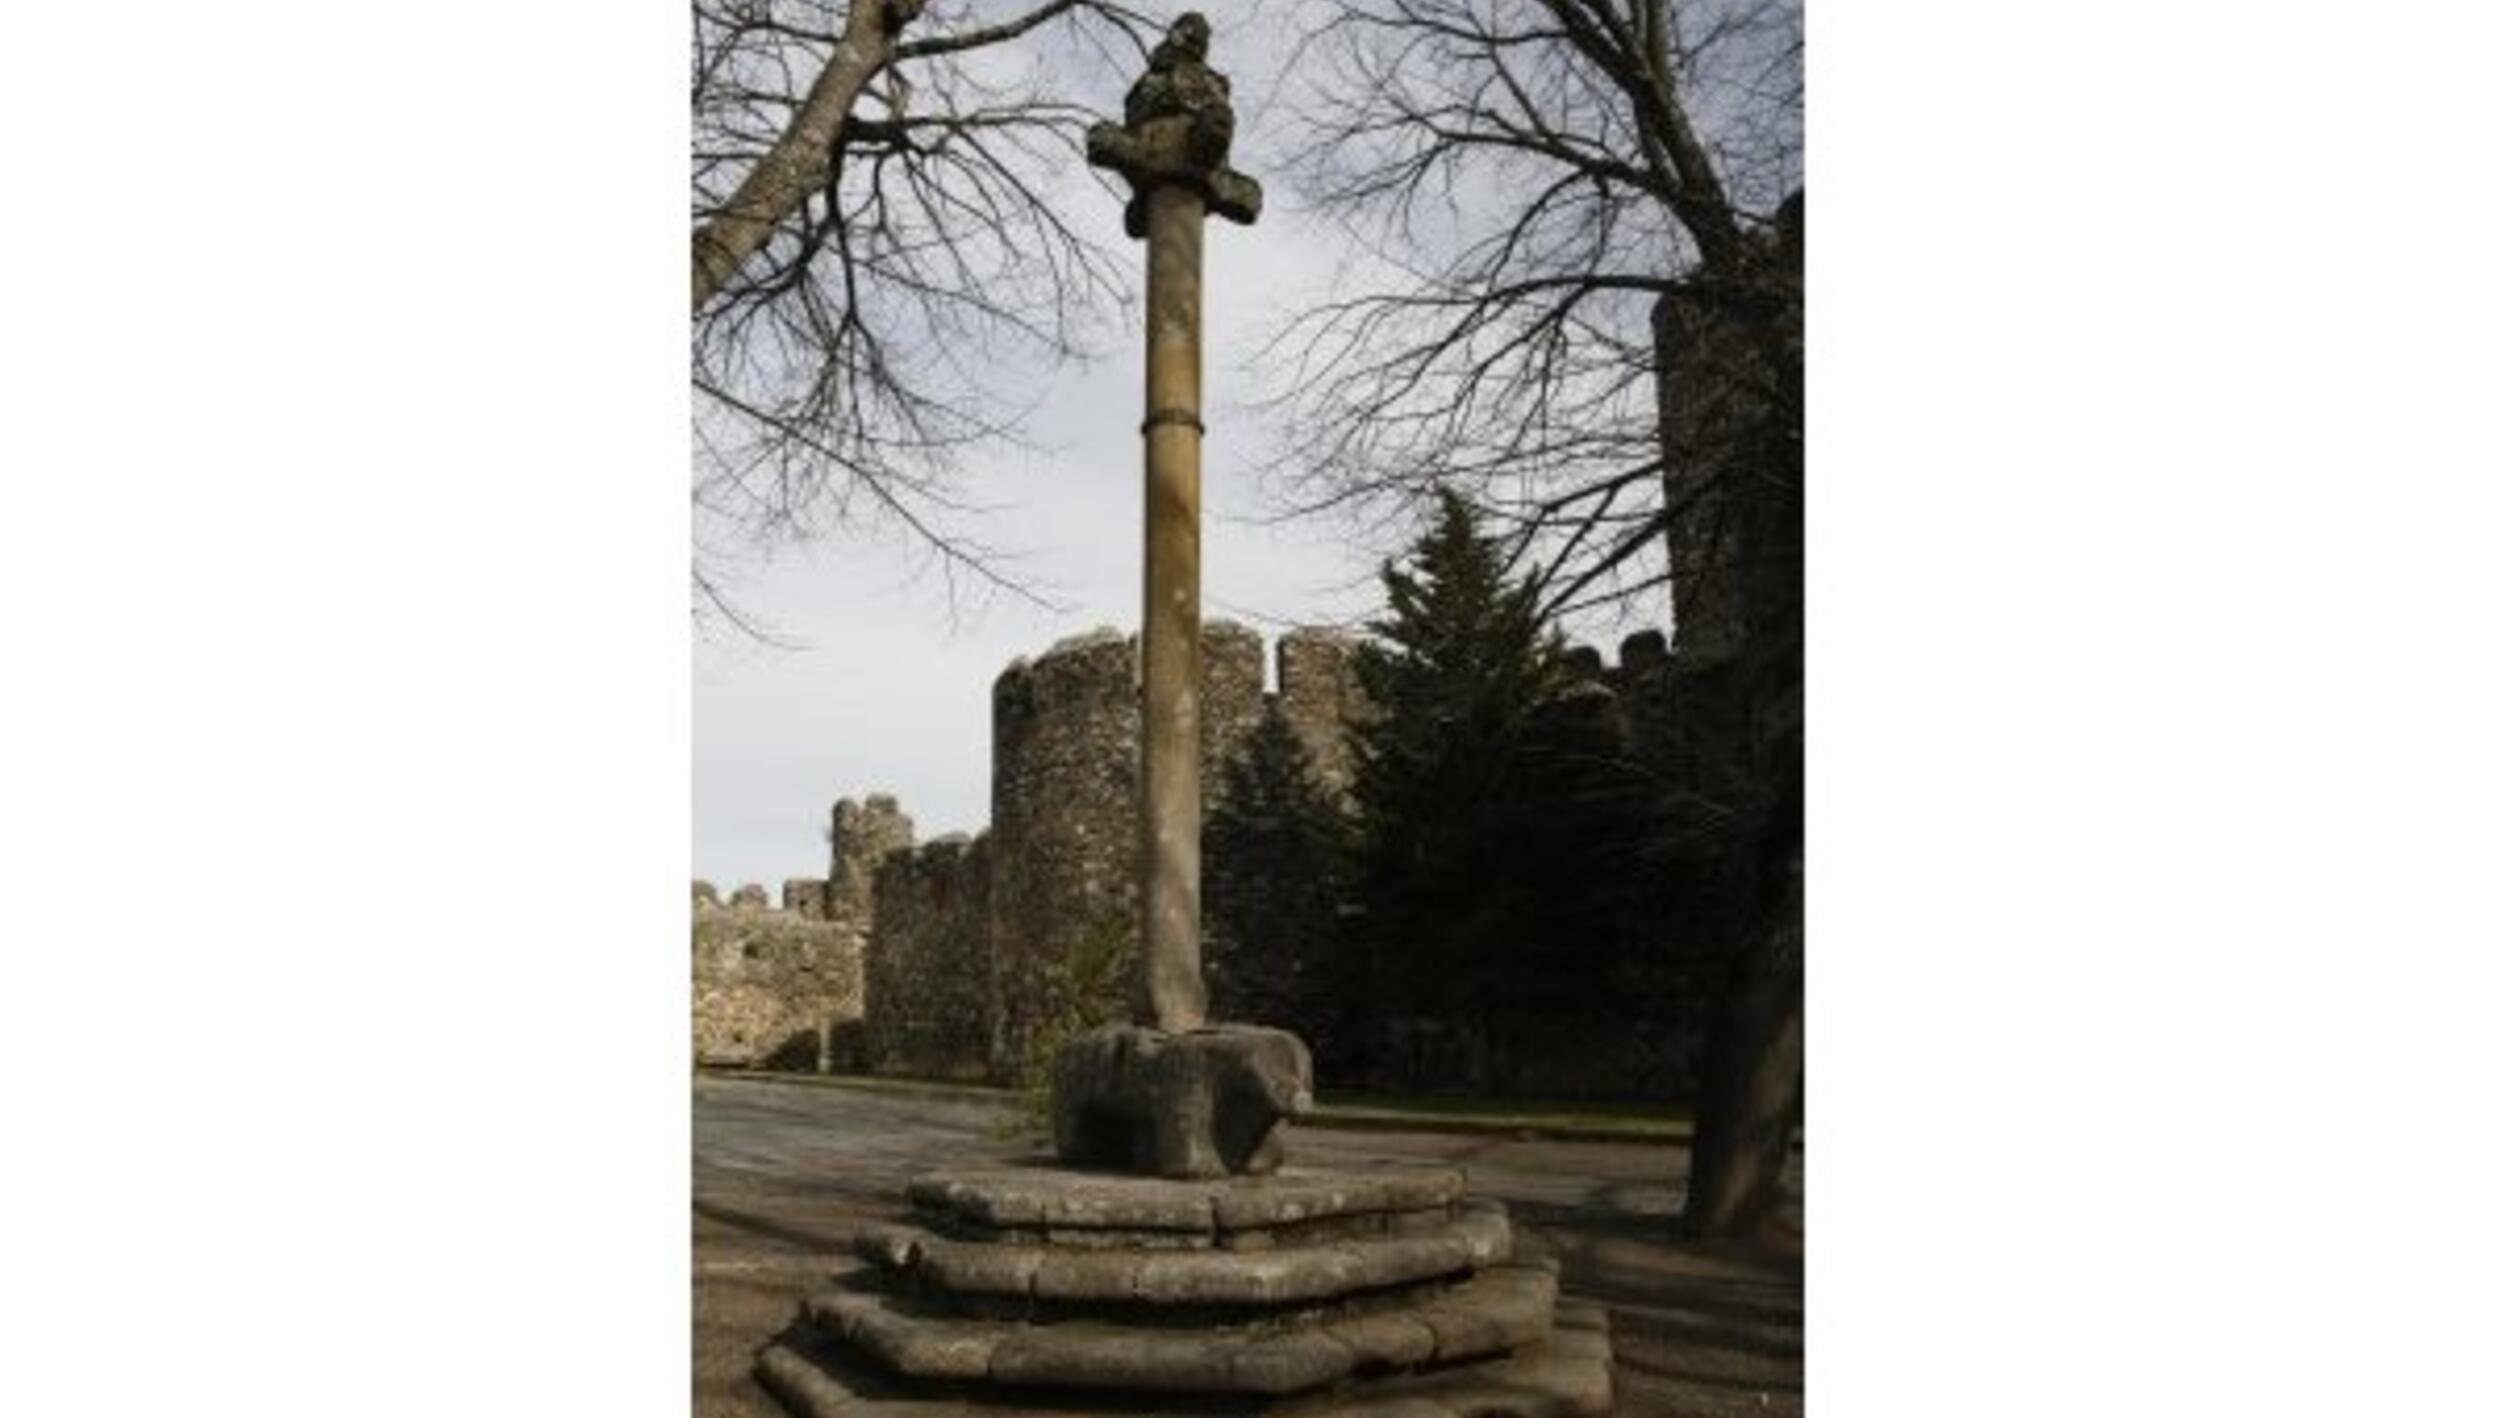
[693,1075,1801,1417]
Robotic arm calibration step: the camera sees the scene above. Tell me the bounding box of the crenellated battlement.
[695,617,1682,1091]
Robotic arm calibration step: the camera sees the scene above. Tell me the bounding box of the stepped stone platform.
[755,1163,1613,1416]
[903,1164,1468,1245]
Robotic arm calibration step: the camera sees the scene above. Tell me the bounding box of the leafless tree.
[1271,0,1802,1236]
[690,0,1154,624]
[1271,0,1796,609]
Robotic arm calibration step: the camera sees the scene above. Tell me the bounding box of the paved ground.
[694,1075,1802,1418]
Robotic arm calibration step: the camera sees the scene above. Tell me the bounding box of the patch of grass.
[1309,1090,1691,1142]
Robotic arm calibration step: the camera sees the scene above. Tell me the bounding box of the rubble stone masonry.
[693,623,1697,1098]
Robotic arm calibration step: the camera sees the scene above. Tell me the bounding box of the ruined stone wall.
[831,795,915,922]
[983,622,1275,1081]
[861,833,996,1081]
[698,624,1711,1102]
[987,628,1140,1082]
[690,794,908,1073]
[1652,239,1799,675]
[781,879,827,918]
[690,895,866,1070]
[1199,621,1266,811]
[1274,628,1368,809]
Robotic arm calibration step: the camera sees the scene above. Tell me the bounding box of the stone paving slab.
[800,1260,1558,1396]
[754,1302,1612,1418]
[856,1198,1511,1306]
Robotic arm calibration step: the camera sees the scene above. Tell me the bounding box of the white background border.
[7,3,2498,1413]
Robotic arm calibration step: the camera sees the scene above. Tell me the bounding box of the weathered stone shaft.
[1088,10,1261,1036]
[1137,182,1208,1031]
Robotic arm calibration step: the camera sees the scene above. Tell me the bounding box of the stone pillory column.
[751,20,1616,1414]
[1087,12,1261,1034]
[1044,12,1311,1185]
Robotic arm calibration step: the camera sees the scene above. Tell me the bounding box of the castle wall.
[1654,287,1783,667]
[781,878,827,918]
[1199,620,1266,809]
[988,629,1142,1081]
[831,794,914,922]
[699,624,1708,1103]
[983,622,1275,1081]
[690,795,909,1071]
[690,895,865,1070]
[1274,628,1367,808]
[861,833,996,1080]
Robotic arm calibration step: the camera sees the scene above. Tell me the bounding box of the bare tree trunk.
[1683,852,1801,1237]
[690,0,925,314]
[1657,194,1804,1237]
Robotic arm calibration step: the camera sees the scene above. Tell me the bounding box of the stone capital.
[1085,11,1261,238]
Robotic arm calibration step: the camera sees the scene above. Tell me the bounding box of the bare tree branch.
[690,0,1153,626]
[1266,0,1799,619]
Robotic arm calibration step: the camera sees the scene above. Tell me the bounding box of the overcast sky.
[692,2,1671,892]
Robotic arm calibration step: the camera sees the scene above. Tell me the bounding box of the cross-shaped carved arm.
[1085,11,1261,238]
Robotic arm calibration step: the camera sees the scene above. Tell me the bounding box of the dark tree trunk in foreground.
[1684,850,1801,1236]
[1658,194,1802,1238]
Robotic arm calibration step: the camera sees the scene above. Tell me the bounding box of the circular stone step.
[855,1197,1513,1306]
[754,1299,1615,1417]
[800,1258,1559,1396]
[904,1164,1466,1248]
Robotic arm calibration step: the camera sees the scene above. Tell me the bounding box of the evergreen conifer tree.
[1345,491,1576,1085]
[1204,712,1350,1050]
